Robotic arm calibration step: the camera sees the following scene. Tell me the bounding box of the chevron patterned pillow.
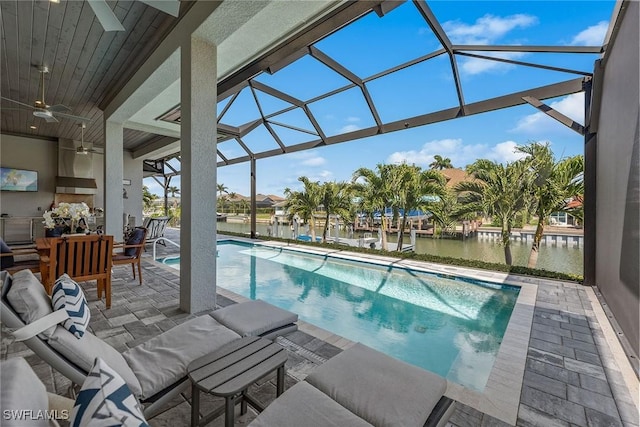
[51,274,90,339]
[71,358,149,427]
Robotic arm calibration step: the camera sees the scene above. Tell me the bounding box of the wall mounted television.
[0,167,38,192]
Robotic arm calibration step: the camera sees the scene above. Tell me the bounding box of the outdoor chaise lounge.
[249,342,455,427]
[142,216,171,247]
[0,269,298,419]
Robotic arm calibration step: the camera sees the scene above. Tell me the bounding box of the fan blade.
[1,96,36,110]
[52,111,93,123]
[44,115,59,123]
[48,104,72,112]
[87,0,125,31]
[139,0,179,17]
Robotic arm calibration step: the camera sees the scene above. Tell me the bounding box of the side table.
[188,336,288,427]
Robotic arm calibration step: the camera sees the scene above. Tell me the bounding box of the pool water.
[162,241,520,391]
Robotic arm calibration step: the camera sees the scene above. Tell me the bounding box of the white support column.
[104,120,124,238]
[180,36,217,313]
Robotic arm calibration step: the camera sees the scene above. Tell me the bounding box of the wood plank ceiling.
[0,0,181,149]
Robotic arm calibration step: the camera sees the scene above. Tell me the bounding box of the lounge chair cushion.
[6,269,56,339]
[249,381,374,427]
[123,315,241,399]
[0,358,50,427]
[0,237,14,268]
[51,274,90,339]
[305,343,448,427]
[211,300,298,338]
[48,327,143,398]
[71,358,149,427]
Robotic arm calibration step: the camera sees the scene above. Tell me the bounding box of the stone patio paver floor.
[1,227,637,426]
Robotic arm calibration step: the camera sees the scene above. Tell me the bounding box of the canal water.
[217,221,583,276]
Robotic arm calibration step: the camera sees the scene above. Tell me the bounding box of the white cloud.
[513,93,584,133]
[571,21,608,46]
[346,116,361,123]
[387,138,526,167]
[443,14,537,75]
[301,156,325,167]
[339,124,361,133]
[489,141,528,163]
[443,14,538,45]
[318,170,333,179]
[460,51,527,75]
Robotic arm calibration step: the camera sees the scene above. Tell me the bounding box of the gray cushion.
[123,315,240,399]
[249,381,374,427]
[6,269,56,339]
[48,326,143,398]
[0,358,49,427]
[305,343,447,427]
[211,300,298,338]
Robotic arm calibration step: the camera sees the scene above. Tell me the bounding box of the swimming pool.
[160,240,520,391]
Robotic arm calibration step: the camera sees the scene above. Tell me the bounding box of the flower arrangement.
[43,202,90,232]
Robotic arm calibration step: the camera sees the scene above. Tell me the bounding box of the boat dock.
[477,228,584,247]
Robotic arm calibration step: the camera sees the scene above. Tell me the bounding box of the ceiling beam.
[522,96,585,135]
[413,0,465,114]
[217,1,383,97]
[456,52,593,76]
[250,80,304,108]
[452,45,602,54]
[132,136,179,159]
[218,78,586,165]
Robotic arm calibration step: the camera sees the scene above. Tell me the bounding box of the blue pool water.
[160,241,520,391]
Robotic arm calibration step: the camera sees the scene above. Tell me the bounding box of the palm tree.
[228,192,237,213]
[320,181,353,242]
[284,177,322,241]
[429,155,453,170]
[389,164,445,251]
[240,199,249,215]
[427,189,462,237]
[167,185,180,197]
[217,183,228,213]
[142,185,158,211]
[517,142,584,268]
[352,164,394,250]
[456,159,532,265]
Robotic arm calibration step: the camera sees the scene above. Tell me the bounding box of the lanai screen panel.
[209,0,606,167]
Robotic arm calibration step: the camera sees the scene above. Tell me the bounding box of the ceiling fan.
[1,65,92,124]
[75,123,98,155]
[59,123,99,155]
[87,0,180,32]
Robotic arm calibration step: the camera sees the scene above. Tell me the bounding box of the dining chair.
[40,234,114,308]
[113,227,147,285]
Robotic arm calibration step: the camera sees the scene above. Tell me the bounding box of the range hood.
[56,139,98,194]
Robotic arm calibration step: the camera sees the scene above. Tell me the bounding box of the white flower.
[43,202,90,229]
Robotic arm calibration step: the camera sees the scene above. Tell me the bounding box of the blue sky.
[145,1,614,197]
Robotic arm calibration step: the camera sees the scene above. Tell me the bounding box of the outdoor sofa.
[0,269,297,419]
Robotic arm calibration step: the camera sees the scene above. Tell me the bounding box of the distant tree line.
[283,142,584,268]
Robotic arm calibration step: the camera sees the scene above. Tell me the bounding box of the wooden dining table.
[35,237,54,291]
